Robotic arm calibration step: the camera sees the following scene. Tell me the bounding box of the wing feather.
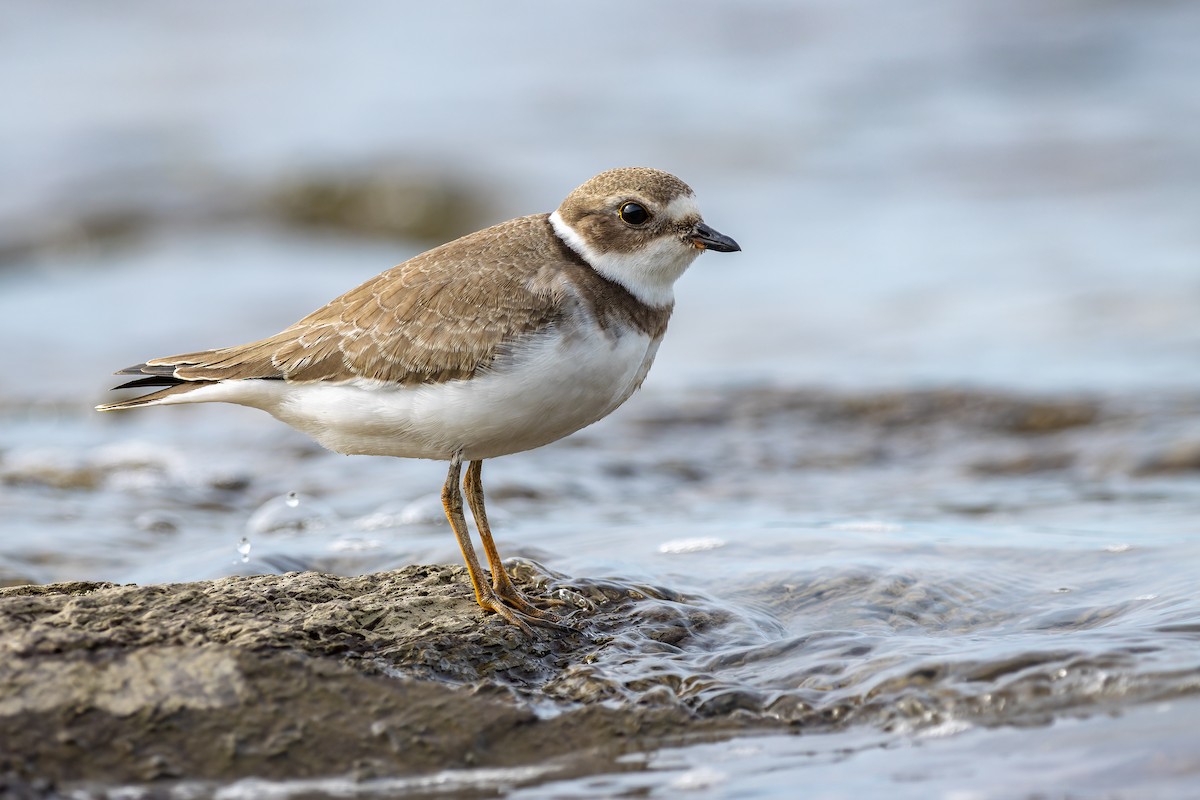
[139,214,572,386]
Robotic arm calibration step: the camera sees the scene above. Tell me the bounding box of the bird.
[98,167,741,632]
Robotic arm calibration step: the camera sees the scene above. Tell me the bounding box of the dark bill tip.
[690,221,741,253]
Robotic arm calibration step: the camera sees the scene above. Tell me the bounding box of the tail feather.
[96,382,212,411]
[115,362,179,378]
[111,375,185,391]
[99,349,285,412]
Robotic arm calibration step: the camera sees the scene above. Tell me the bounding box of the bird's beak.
[689,221,741,253]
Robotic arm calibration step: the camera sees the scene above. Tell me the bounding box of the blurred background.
[4,3,1200,794]
[3,0,1197,402]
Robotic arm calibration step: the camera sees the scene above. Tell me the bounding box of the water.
[3,1,1200,796]
[237,537,252,565]
[517,700,1200,799]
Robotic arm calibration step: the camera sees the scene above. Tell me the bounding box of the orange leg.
[464,460,564,620]
[441,454,566,633]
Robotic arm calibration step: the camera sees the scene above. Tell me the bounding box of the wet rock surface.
[0,566,742,796]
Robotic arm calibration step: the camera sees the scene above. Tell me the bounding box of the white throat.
[550,209,698,308]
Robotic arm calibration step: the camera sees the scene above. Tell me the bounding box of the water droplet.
[246,492,337,536]
[237,537,252,563]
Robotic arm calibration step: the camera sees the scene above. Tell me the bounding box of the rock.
[0,565,744,794]
[1134,439,1200,474]
[265,170,491,244]
[0,165,492,266]
[968,450,1075,475]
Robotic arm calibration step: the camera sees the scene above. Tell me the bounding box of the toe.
[476,591,574,634]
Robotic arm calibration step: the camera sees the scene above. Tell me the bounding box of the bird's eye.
[618,202,650,226]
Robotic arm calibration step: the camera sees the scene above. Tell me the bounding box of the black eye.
[619,202,650,226]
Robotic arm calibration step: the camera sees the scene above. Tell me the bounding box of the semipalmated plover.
[99,167,741,632]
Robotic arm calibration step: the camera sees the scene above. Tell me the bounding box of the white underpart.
[146,328,662,461]
[549,193,704,308]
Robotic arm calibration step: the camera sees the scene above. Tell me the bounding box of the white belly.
[174,330,661,461]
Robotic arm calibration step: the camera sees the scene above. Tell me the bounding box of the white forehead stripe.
[663,192,701,222]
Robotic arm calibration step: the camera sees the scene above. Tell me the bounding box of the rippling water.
[4,0,1200,796]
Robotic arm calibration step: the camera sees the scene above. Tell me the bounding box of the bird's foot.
[475,574,573,634]
[476,589,574,634]
[494,569,570,614]
[501,583,563,614]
